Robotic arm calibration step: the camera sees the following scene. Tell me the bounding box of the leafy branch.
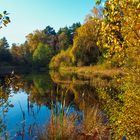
[0,11,10,29]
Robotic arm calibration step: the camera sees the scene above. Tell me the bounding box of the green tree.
[0,37,9,49]
[57,31,70,50]
[69,22,81,43]
[57,27,71,50]
[0,37,12,64]
[33,43,54,68]
[43,26,58,51]
[43,26,56,35]
[57,23,81,51]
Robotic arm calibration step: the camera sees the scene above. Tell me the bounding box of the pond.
[0,72,100,140]
[0,71,139,140]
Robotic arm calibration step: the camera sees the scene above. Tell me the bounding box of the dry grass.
[39,113,77,140]
[60,65,124,78]
[78,106,109,140]
[38,105,110,140]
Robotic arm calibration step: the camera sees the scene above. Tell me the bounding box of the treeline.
[0,23,81,69]
[0,0,139,72]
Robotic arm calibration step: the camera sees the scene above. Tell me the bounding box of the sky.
[0,0,95,46]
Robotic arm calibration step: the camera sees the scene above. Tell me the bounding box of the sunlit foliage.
[49,48,72,69]
[26,30,48,53]
[98,76,140,140]
[97,0,140,67]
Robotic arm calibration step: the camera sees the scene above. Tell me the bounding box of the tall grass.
[39,92,78,140]
[79,105,108,140]
[38,103,109,140]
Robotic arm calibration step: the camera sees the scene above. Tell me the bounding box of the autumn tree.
[71,19,101,66]
[49,48,72,69]
[11,42,32,65]
[96,1,140,139]
[97,0,140,68]
[26,30,48,53]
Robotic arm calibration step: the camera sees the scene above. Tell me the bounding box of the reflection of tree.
[8,72,101,110]
[0,72,111,139]
[33,74,53,95]
[29,74,55,105]
[50,71,101,110]
[0,76,14,139]
[50,71,140,139]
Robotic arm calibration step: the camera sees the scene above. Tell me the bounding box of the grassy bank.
[59,65,124,78]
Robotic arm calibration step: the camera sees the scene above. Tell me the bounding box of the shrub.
[49,48,73,69]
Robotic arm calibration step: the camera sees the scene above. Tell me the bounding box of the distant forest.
[0,23,80,69]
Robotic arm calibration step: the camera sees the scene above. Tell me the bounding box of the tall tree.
[0,37,9,49]
[26,30,48,53]
[57,23,81,51]
[0,37,11,63]
[57,27,71,50]
[33,43,54,68]
[69,22,81,43]
[71,19,101,66]
[43,26,56,35]
[43,26,58,51]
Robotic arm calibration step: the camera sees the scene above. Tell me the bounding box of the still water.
[0,72,97,140]
[0,71,139,140]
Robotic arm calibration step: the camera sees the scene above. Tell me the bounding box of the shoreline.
[59,66,124,78]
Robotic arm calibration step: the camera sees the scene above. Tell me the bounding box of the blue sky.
[0,0,95,45]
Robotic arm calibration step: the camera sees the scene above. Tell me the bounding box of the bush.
[49,48,73,69]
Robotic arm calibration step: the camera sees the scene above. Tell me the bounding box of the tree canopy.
[33,43,54,68]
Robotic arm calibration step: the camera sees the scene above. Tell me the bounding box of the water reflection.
[1,71,139,139]
[0,72,108,140]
